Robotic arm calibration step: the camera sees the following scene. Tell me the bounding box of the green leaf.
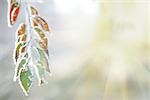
[15,59,26,78]
[37,48,50,73]
[34,48,50,86]
[19,66,33,96]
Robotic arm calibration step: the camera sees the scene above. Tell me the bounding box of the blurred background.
[0,0,149,100]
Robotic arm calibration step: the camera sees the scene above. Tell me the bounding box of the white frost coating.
[11,0,52,96]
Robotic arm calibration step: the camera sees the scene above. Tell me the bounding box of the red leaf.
[8,1,20,26]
